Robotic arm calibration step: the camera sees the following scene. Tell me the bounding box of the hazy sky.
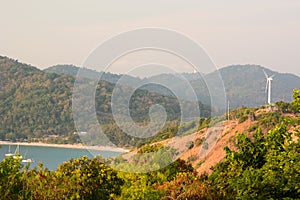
[0,0,299,76]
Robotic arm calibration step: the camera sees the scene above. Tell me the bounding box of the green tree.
[160,172,218,200]
[210,124,300,199]
[291,89,300,113]
[275,101,291,113]
[0,156,124,199]
[0,157,24,199]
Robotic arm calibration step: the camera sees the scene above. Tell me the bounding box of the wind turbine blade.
[270,74,275,79]
[263,69,268,78]
[265,80,268,93]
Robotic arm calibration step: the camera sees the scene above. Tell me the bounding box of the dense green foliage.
[210,123,300,199]
[292,89,300,113]
[0,156,123,199]
[0,156,195,199]
[0,57,75,141]
[137,143,164,153]
[116,159,194,200]
[0,56,208,146]
[276,90,300,114]
[0,155,24,198]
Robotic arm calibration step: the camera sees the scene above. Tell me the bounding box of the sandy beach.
[0,141,129,153]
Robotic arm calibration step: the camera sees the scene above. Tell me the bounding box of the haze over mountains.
[46,64,300,108]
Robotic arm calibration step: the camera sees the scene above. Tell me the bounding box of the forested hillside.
[0,56,208,146]
[0,57,75,140]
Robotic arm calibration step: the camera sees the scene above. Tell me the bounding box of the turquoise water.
[0,144,121,170]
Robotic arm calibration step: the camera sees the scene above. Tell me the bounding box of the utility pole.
[227,100,230,121]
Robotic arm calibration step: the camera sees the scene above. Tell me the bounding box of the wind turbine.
[263,70,275,105]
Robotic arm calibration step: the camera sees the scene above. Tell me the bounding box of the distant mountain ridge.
[45,64,300,108]
[211,65,300,107]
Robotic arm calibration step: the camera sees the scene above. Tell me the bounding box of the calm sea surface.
[0,144,121,170]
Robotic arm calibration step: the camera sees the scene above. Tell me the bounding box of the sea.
[0,144,121,170]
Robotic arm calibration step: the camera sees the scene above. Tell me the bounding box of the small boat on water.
[21,150,34,163]
[4,144,34,162]
[12,144,23,159]
[21,158,33,163]
[5,145,14,157]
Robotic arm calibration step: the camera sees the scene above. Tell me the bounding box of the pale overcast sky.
[0,0,299,76]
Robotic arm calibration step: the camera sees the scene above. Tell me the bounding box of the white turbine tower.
[263,70,275,105]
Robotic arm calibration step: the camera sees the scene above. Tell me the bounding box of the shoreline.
[0,141,129,153]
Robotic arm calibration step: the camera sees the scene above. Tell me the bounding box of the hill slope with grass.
[135,90,300,175]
